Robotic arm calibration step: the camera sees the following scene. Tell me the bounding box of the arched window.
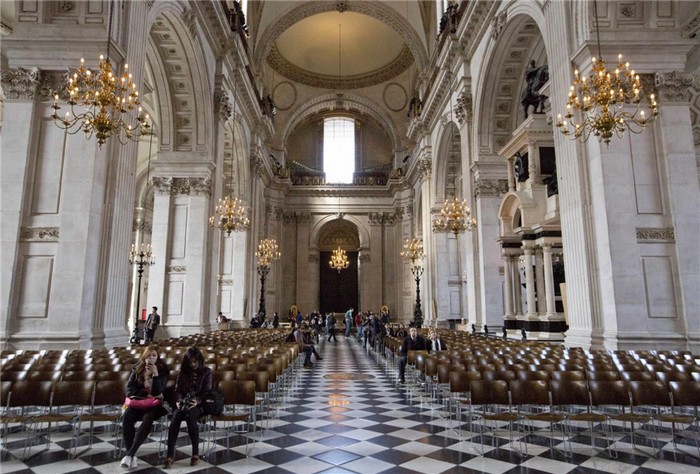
[323,117,355,184]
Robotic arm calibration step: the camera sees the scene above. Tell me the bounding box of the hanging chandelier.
[209,195,250,236]
[400,238,425,267]
[556,0,657,146]
[432,196,477,236]
[329,246,350,272]
[51,1,148,147]
[255,238,281,267]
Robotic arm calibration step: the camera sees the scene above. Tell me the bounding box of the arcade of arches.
[1,0,699,353]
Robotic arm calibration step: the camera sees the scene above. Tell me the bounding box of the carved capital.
[417,159,432,181]
[368,212,397,226]
[19,226,59,241]
[250,156,264,177]
[297,212,312,224]
[151,177,173,196]
[358,252,371,263]
[133,218,152,234]
[474,178,508,198]
[455,91,473,124]
[681,12,700,39]
[308,253,320,264]
[490,10,507,40]
[214,92,232,123]
[171,177,212,196]
[655,71,698,103]
[37,70,71,102]
[1,67,40,101]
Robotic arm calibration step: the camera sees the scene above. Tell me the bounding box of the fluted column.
[502,254,515,319]
[543,244,557,318]
[535,247,546,315]
[513,254,523,317]
[523,246,537,319]
[506,156,516,192]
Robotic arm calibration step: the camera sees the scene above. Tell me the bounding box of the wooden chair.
[469,380,519,456]
[204,380,256,459]
[72,380,125,459]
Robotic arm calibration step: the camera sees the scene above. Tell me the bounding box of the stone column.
[543,244,557,318]
[506,156,516,192]
[535,247,546,315]
[513,255,523,317]
[523,246,537,319]
[147,177,173,328]
[502,254,515,319]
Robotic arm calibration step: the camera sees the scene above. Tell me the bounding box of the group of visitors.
[397,327,448,384]
[120,345,214,470]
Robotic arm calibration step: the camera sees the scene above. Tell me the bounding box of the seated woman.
[163,346,212,468]
[121,344,169,469]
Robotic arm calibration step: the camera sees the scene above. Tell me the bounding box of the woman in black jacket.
[163,346,212,468]
[120,344,169,469]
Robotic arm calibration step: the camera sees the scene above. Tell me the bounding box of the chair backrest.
[669,381,700,408]
[7,380,53,411]
[211,370,237,389]
[470,380,509,405]
[551,370,586,382]
[628,380,670,407]
[0,380,12,407]
[94,380,128,407]
[482,370,516,382]
[550,380,589,406]
[0,370,27,384]
[449,369,481,393]
[510,380,549,406]
[52,381,94,409]
[26,371,62,383]
[236,370,269,393]
[588,380,630,407]
[620,371,654,382]
[517,370,550,382]
[61,370,97,382]
[218,380,256,406]
[586,370,620,381]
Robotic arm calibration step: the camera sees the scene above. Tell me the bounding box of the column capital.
[474,178,508,199]
[1,67,40,101]
[655,71,700,103]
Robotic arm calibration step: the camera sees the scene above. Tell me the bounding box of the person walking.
[397,326,427,384]
[144,306,160,343]
[120,345,169,469]
[326,312,338,342]
[163,346,212,468]
[344,308,354,337]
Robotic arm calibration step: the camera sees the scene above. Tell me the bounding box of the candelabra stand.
[412,264,424,328]
[129,243,155,343]
[257,264,270,317]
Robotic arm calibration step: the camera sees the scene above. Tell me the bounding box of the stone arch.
[498,193,524,237]
[146,3,212,152]
[255,1,428,73]
[281,93,400,149]
[473,2,548,153]
[311,214,369,252]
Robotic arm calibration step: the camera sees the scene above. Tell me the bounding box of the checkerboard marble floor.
[2,337,700,473]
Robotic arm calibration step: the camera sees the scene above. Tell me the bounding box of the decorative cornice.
[655,71,698,103]
[167,265,187,273]
[368,212,397,226]
[1,67,40,101]
[19,227,59,241]
[474,178,508,198]
[636,227,675,243]
[214,91,232,123]
[267,44,414,90]
[455,90,473,124]
[490,9,507,40]
[37,70,71,102]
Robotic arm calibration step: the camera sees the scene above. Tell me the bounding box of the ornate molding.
[490,9,507,40]
[474,178,508,198]
[37,70,71,102]
[681,12,700,39]
[297,212,313,224]
[267,44,414,90]
[368,212,398,226]
[214,91,232,123]
[655,71,699,103]
[358,253,371,263]
[250,156,264,177]
[308,254,320,264]
[455,91,473,124]
[636,227,675,243]
[133,218,152,234]
[19,227,59,241]
[167,265,187,273]
[1,67,40,101]
[220,278,233,285]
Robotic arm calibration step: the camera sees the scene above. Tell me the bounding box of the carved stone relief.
[474,178,508,198]
[1,67,40,101]
[368,212,398,226]
[214,92,232,122]
[151,177,173,196]
[655,71,699,103]
[19,227,59,241]
[636,228,675,243]
[455,91,473,124]
[167,265,187,273]
[171,177,212,196]
[490,9,507,40]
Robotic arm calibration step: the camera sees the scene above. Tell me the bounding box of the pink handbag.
[124,397,162,409]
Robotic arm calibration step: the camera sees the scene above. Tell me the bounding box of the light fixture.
[209,78,250,236]
[329,247,350,272]
[51,0,148,147]
[129,243,155,344]
[255,238,281,317]
[556,0,657,146]
[400,238,425,328]
[432,196,477,235]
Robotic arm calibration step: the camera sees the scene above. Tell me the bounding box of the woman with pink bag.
[120,344,169,469]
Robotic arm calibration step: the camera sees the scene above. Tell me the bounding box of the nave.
[2,337,699,474]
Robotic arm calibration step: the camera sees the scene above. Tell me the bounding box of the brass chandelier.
[329,247,350,272]
[556,0,657,146]
[400,238,425,267]
[255,238,281,267]
[432,196,477,236]
[51,1,148,147]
